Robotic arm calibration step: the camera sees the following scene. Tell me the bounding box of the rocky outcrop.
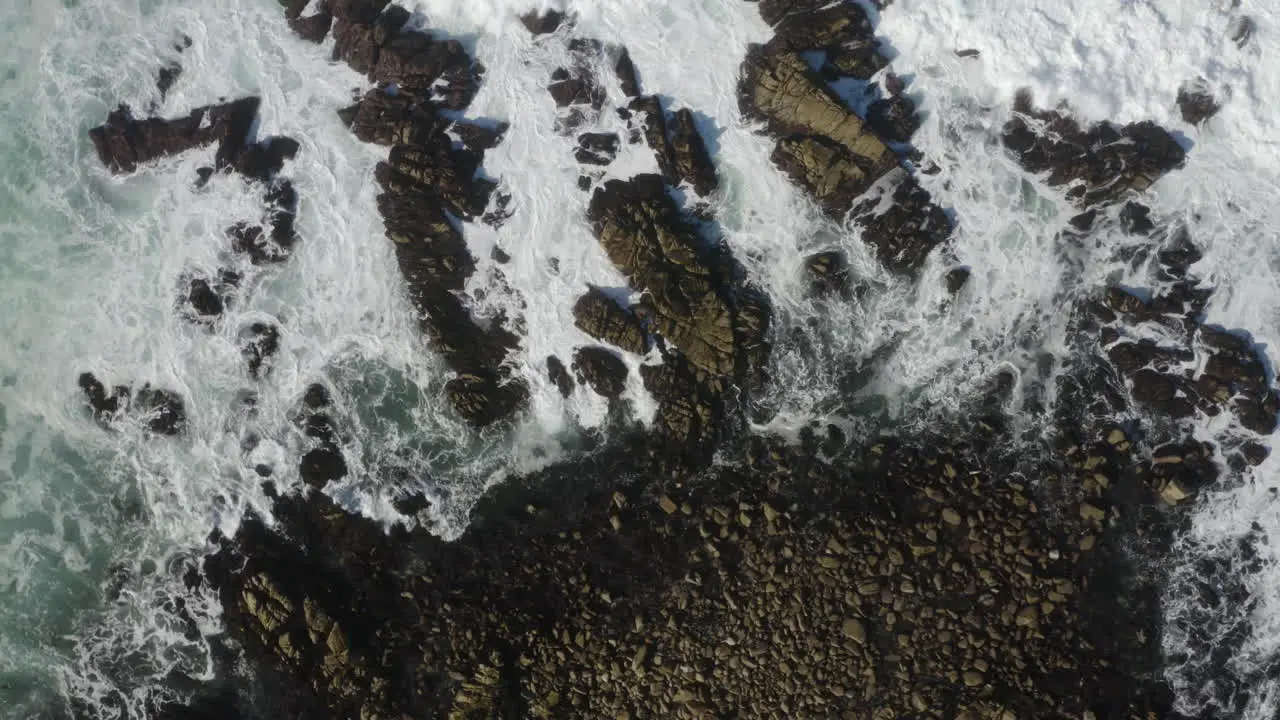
[89,97,260,174]
[546,355,574,398]
[78,373,187,436]
[205,424,1177,719]
[738,4,949,272]
[1003,89,1186,208]
[179,269,241,324]
[295,384,348,489]
[574,132,620,166]
[572,346,629,398]
[572,286,649,355]
[588,175,760,377]
[520,8,565,36]
[281,0,526,427]
[546,38,606,134]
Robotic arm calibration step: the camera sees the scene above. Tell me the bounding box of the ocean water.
[0,0,1277,716]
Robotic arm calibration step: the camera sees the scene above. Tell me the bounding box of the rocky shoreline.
[74,1,1280,719]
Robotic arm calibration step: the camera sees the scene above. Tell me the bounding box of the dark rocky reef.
[288,0,527,427]
[1002,89,1186,208]
[78,372,187,436]
[738,2,950,272]
[89,97,260,174]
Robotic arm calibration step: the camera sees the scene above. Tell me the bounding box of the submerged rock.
[1177,79,1220,126]
[240,322,282,380]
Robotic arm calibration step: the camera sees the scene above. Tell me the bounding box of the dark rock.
[88,97,261,174]
[573,346,629,398]
[547,356,574,398]
[277,0,311,21]
[1003,90,1185,207]
[156,63,182,101]
[343,87,450,146]
[195,166,214,188]
[520,9,565,35]
[955,48,980,58]
[1177,79,1220,125]
[765,1,872,51]
[577,174,593,191]
[78,373,129,424]
[133,385,188,435]
[1119,201,1154,235]
[804,251,850,297]
[444,372,529,427]
[452,121,509,153]
[945,267,971,295]
[374,33,480,110]
[575,132,621,166]
[180,269,241,324]
[241,322,282,379]
[1069,209,1097,232]
[866,94,920,143]
[300,445,347,488]
[303,383,332,410]
[331,17,381,74]
[820,39,887,80]
[640,354,724,461]
[233,136,301,182]
[376,142,495,221]
[229,222,293,265]
[573,287,649,355]
[289,9,334,43]
[1229,15,1255,48]
[627,95,677,181]
[853,170,952,272]
[667,108,718,196]
[614,46,641,97]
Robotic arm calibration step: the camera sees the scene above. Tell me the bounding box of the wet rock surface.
[295,0,527,427]
[1003,89,1186,208]
[78,373,187,436]
[738,2,949,272]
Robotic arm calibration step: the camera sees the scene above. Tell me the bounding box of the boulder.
[80,374,188,436]
[520,9,566,36]
[297,384,347,488]
[1177,79,1220,126]
[573,346,629,398]
[588,176,740,375]
[667,109,718,196]
[572,287,649,355]
[771,134,883,217]
[156,63,181,101]
[547,355,574,397]
[289,9,334,43]
[739,46,896,177]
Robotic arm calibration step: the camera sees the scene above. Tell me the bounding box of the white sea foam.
[2,0,1280,715]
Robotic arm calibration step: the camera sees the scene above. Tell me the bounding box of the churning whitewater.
[0,0,1278,716]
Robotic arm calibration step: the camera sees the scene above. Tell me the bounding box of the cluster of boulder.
[278,0,527,428]
[519,11,771,465]
[195,417,1180,719]
[737,0,952,275]
[81,49,300,437]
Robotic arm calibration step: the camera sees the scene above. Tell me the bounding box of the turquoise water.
[2,0,1279,716]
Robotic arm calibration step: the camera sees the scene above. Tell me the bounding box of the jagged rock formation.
[240,322,281,380]
[739,2,950,272]
[283,0,527,427]
[89,97,258,174]
[78,373,187,436]
[572,287,649,356]
[1002,89,1186,208]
